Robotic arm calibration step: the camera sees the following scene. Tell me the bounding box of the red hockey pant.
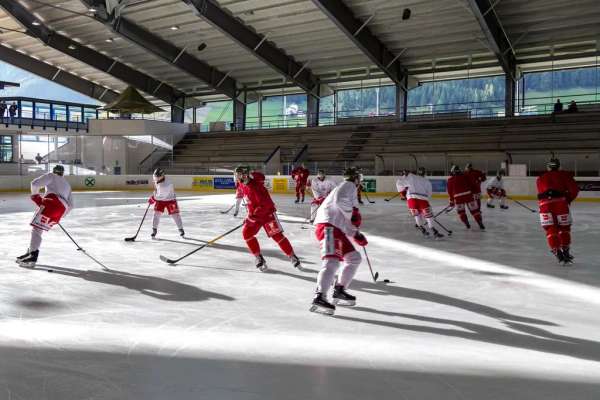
[539,199,571,251]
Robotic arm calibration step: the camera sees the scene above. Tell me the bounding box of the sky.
[0,60,101,105]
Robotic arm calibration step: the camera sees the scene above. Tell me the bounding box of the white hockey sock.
[29,227,43,252]
[425,217,434,230]
[310,204,319,220]
[171,213,183,230]
[234,198,242,213]
[414,215,424,227]
[338,250,361,288]
[152,211,161,229]
[316,258,340,295]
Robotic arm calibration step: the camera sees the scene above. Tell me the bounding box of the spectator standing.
[567,100,578,113]
[35,153,43,164]
[9,102,18,121]
[0,101,6,121]
[553,99,563,113]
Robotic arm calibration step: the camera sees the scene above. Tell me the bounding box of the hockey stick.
[362,247,379,282]
[124,202,151,242]
[58,223,110,271]
[507,197,537,213]
[433,218,453,235]
[160,223,244,264]
[384,193,400,202]
[220,204,235,214]
[362,190,376,204]
[434,205,452,218]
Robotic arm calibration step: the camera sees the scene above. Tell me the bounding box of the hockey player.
[486,171,508,209]
[308,169,336,223]
[447,165,485,230]
[464,163,486,209]
[148,168,184,239]
[397,167,443,238]
[17,165,73,267]
[233,175,244,217]
[234,165,302,271]
[310,167,367,315]
[536,158,579,264]
[291,163,310,203]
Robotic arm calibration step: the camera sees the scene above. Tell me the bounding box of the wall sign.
[192,176,214,189]
[214,176,236,189]
[84,177,96,187]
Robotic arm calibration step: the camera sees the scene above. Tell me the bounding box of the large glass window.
[245,101,259,129]
[261,94,307,129]
[408,75,505,118]
[319,95,334,126]
[0,135,13,162]
[195,101,233,131]
[336,85,397,119]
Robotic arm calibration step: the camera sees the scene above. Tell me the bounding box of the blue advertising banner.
[214,176,236,189]
[430,179,447,193]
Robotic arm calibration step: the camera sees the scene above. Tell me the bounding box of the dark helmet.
[52,164,65,176]
[234,165,250,175]
[465,163,473,170]
[450,165,461,175]
[547,158,560,170]
[343,167,360,182]
[153,168,165,177]
[317,169,325,178]
[417,167,426,177]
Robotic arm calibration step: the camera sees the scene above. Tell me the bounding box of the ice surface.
[1,191,599,400]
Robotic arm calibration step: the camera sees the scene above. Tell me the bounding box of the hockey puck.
[47,269,54,273]
[383,279,390,283]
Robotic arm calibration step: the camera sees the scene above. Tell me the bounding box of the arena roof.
[0,0,599,106]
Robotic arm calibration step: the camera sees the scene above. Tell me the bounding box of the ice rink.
[1,191,599,400]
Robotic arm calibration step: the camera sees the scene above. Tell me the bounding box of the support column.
[396,77,408,122]
[233,97,246,131]
[505,65,516,117]
[171,96,185,123]
[307,85,320,127]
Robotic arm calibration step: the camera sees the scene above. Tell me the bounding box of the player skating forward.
[464,163,486,209]
[149,168,184,239]
[17,165,73,267]
[537,158,579,264]
[234,165,302,271]
[310,167,367,315]
[309,170,336,223]
[447,165,485,230]
[397,167,443,238]
[291,163,310,203]
[486,171,508,209]
[233,176,244,217]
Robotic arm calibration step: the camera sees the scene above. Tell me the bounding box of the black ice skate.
[290,254,304,271]
[309,293,336,315]
[179,229,185,237]
[333,285,356,306]
[432,228,444,239]
[17,250,39,267]
[477,221,485,230]
[500,205,509,210]
[464,222,471,229]
[294,198,300,204]
[561,247,574,265]
[16,250,31,262]
[233,211,238,217]
[418,225,430,237]
[151,228,157,239]
[552,248,566,264]
[255,254,268,272]
[486,203,495,208]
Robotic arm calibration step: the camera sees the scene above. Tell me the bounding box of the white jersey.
[396,173,432,201]
[153,177,176,201]
[310,177,336,199]
[31,172,73,211]
[487,177,504,190]
[314,181,359,236]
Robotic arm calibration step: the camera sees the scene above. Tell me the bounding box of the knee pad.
[557,213,572,226]
[271,232,285,243]
[343,250,362,266]
[539,212,554,227]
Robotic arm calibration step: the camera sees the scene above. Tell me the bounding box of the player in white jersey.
[486,171,508,209]
[17,165,73,267]
[310,167,367,315]
[396,167,443,238]
[148,168,184,238]
[308,169,336,223]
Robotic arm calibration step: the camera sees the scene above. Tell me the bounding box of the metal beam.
[466,0,516,80]
[82,0,238,99]
[310,0,407,85]
[0,44,119,103]
[0,0,183,105]
[182,0,319,96]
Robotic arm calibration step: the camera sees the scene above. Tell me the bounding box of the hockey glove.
[353,232,368,247]
[351,207,362,228]
[148,196,156,204]
[30,194,43,206]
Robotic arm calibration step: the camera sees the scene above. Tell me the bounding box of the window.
[0,135,13,162]
[336,85,397,118]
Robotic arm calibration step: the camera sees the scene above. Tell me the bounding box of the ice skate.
[418,225,430,237]
[464,221,471,229]
[477,221,485,230]
[552,249,566,265]
[486,203,495,208]
[294,198,300,204]
[16,250,31,263]
[432,228,444,239]
[561,247,574,265]
[500,205,509,210]
[332,285,356,306]
[17,250,39,267]
[233,211,238,217]
[255,254,268,272]
[290,254,304,271]
[179,228,185,237]
[309,293,335,315]
[151,228,158,239]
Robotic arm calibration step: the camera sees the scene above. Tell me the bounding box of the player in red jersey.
[447,165,485,230]
[235,165,302,271]
[291,163,310,203]
[536,158,579,264]
[464,163,486,209]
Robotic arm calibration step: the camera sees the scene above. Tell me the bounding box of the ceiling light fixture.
[105,38,114,43]
[68,44,77,50]
[89,7,97,13]
[32,21,41,26]
[402,8,411,20]
[170,25,180,31]
[197,42,207,52]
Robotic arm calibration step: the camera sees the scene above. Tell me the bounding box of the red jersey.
[291,167,310,184]
[447,174,473,202]
[238,172,276,219]
[536,170,579,204]
[464,169,486,194]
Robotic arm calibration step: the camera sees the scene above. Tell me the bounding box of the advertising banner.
[272,177,288,193]
[576,180,600,191]
[192,176,214,190]
[430,179,447,193]
[361,179,376,193]
[214,176,236,189]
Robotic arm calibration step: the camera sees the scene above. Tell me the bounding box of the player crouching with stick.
[149,168,184,239]
[17,165,73,267]
[310,167,368,316]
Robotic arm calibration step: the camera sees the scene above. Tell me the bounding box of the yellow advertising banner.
[272,177,289,193]
[192,176,214,191]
